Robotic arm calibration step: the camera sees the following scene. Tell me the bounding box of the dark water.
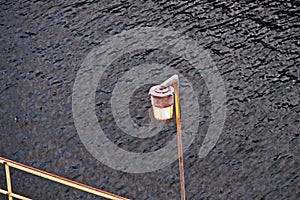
[0,1,299,199]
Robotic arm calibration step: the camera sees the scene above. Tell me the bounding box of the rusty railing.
[0,157,129,200]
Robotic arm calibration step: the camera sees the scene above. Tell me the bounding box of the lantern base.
[152,105,174,120]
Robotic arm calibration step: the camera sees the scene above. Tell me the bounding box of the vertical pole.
[5,163,13,200]
[174,81,186,200]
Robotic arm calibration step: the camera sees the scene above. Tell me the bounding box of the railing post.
[4,162,13,200]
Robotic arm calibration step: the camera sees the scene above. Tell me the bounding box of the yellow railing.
[0,157,129,200]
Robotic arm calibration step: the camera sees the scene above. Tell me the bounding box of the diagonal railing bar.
[0,157,129,200]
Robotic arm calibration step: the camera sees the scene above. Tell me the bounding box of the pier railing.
[0,157,129,200]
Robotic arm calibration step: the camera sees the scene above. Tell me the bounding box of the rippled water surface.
[0,1,299,199]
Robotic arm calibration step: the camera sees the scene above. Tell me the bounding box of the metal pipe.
[0,157,129,200]
[161,74,179,88]
[5,163,13,200]
[173,80,186,200]
[158,74,186,200]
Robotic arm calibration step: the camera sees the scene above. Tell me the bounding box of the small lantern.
[149,85,174,120]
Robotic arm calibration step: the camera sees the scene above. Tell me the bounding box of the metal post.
[5,163,13,200]
[174,81,186,200]
[161,75,186,200]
